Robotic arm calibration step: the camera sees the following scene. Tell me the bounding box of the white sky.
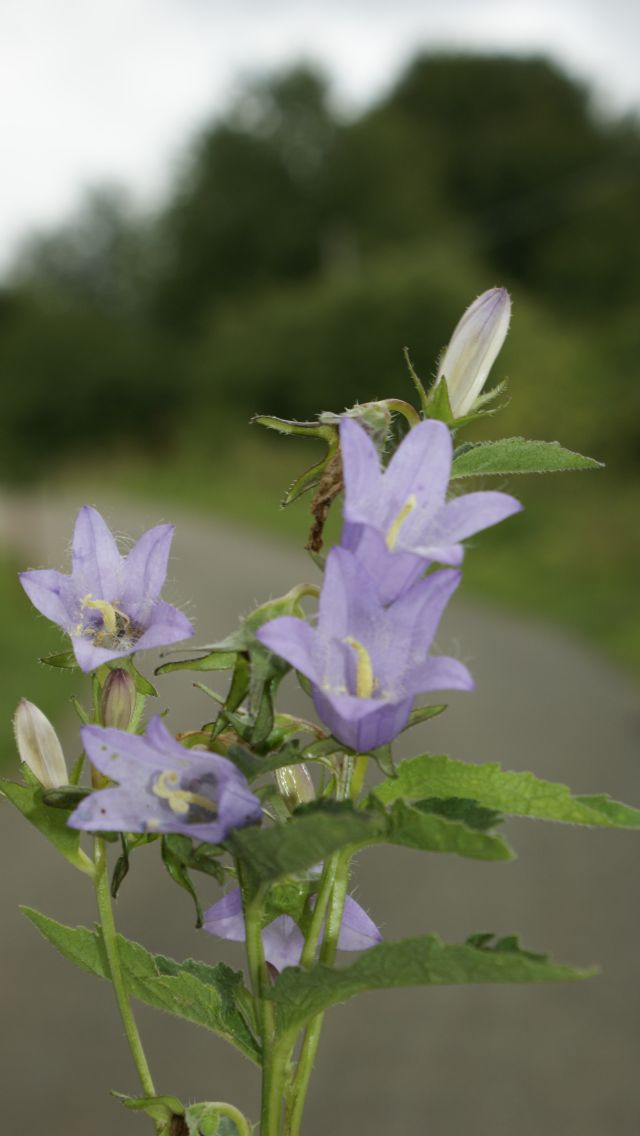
[1,0,639,272]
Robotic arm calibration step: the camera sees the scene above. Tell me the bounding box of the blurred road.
[1,491,639,1136]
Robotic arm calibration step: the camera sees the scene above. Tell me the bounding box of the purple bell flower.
[68,716,262,843]
[340,417,522,604]
[256,546,473,753]
[20,505,193,672]
[203,887,381,971]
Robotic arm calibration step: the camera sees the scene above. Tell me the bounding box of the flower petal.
[404,655,474,696]
[134,600,194,650]
[121,524,176,619]
[340,417,382,510]
[68,786,160,833]
[19,569,77,631]
[337,895,383,951]
[408,491,522,554]
[71,506,123,599]
[262,916,304,972]
[312,688,413,752]
[256,616,319,682]
[381,419,452,518]
[71,635,132,673]
[203,889,246,943]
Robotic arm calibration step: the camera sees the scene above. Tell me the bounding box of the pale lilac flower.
[340,417,521,604]
[68,716,262,842]
[203,887,381,971]
[13,699,68,789]
[256,547,473,752]
[20,506,193,672]
[436,286,511,417]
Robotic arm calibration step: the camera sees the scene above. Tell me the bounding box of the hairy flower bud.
[436,287,511,418]
[275,764,315,812]
[13,699,68,789]
[101,668,136,729]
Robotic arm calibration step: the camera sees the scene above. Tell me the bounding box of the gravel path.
[1,490,639,1135]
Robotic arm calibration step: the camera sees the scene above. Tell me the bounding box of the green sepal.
[404,704,447,731]
[70,696,90,724]
[368,744,396,778]
[156,650,238,676]
[402,346,430,415]
[117,656,158,697]
[161,834,205,927]
[0,777,93,875]
[424,376,455,424]
[113,1092,185,1133]
[111,834,131,899]
[225,741,310,781]
[22,908,261,1063]
[41,784,91,809]
[40,649,78,669]
[374,753,640,828]
[267,933,596,1036]
[451,437,603,478]
[263,879,314,927]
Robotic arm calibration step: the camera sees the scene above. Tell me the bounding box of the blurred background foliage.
[2,51,639,701]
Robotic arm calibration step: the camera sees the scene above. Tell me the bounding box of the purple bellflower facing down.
[436,286,511,418]
[20,506,193,673]
[256,546,473,753]
[204,886,382,972]
[340,417,522,604]
[68,716,262,842]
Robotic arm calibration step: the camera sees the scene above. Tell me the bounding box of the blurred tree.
[153,66,339,330]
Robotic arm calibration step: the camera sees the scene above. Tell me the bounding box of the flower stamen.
[385,494,417,551]
[343,637,376,699]
[81,594,130,638]
[152,769,218,817]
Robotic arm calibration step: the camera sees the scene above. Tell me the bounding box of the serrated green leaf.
[227,801,382,890]
[0,778,93,874]
[374,754,640,828]
[267,934,595,1034]
[415,796,504,832]
[451,437,603,478]
[379,799,511,860]
[22,908,261,1063]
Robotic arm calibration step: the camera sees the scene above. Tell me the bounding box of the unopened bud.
[13,699,68,789]
[101,668,136,729]
[436,287,511,418]
[275,763,315,812]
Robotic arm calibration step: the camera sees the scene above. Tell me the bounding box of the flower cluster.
[258,416,521,751]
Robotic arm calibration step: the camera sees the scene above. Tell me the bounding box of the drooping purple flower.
[203,887,381,971]
[256,546,473,753]
[340,417,522,604]
[20,506,193,672]
[68,716,262,842]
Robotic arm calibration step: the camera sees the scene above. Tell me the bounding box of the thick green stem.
[284,757,355,1135]
[94,837,158,1127]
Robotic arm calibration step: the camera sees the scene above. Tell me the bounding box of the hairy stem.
[93,837,159,1128]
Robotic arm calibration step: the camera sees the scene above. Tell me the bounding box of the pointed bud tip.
[101,668,136,729]
[437,287,512,418]
[13,699,68,789]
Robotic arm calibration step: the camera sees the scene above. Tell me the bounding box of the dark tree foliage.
[2,53,639,477]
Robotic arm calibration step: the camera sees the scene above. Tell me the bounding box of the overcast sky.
[1,0,639,272]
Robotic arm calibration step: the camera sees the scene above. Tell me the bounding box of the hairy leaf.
[379,799,511,860]
[451,438,602,478]
[374,754,640,828]
[22,908,260,1063]
[267,934,595,1034]
[0,778,91,874]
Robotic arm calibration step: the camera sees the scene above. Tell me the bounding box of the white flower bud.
[13,699,68,789]
[436,287,511,418]
[275,764,315,812]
